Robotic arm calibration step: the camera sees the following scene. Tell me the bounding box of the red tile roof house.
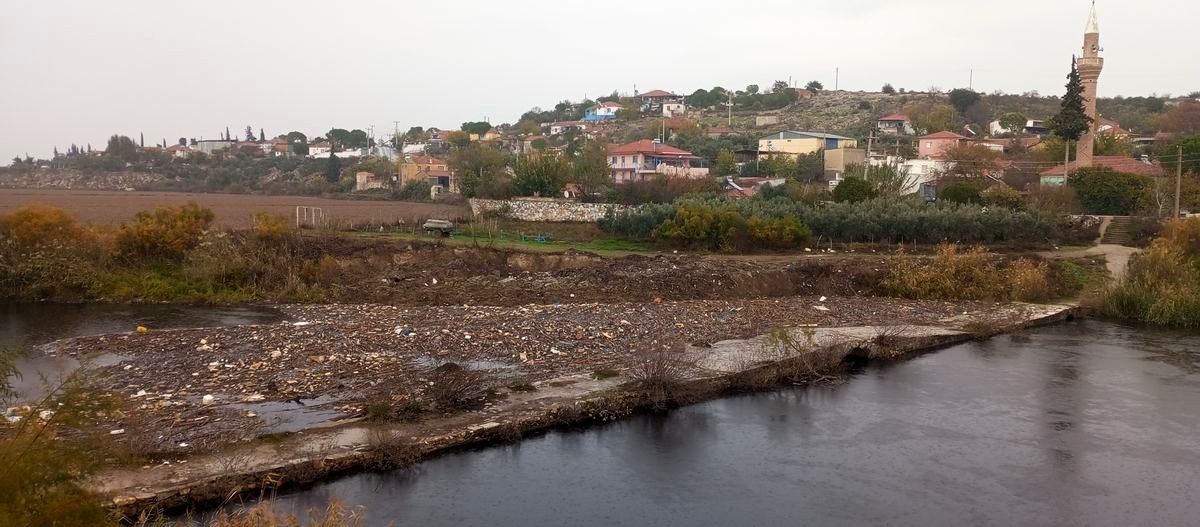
[607,140,709,183]
[918,131,971,160]
[1038,156,1164,185]
[639,89,683,115]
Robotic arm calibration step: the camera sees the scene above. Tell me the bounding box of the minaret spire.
[1086,1,1099,34]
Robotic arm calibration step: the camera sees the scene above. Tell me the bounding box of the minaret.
[1075,2,1103,168]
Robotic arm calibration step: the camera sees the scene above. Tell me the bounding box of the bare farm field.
[0,188,471,228]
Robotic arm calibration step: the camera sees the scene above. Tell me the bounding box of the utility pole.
[865,130,874,163]
[969,69,974,91]
[835,67,839,91]
[1175,145,1183,218]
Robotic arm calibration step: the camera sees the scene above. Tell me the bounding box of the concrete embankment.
[101,302,1076,519]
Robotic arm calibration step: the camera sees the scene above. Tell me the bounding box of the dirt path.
[1038,244,1136,279]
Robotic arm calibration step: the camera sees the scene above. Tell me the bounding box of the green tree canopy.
[512,153,570,197]
[939,182,983,204]
[948,88,981,115]
[715,149,739,177]
[324,153,342,183]
[1068,167,1153,215]
[448,144,507,197]
[105,135,138,161]
[461,121,493,136]
[805,80,823,92]
[832,176,876,203]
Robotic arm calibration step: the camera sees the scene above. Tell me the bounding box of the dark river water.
[264,320,1200,527]
[1,303,283,402]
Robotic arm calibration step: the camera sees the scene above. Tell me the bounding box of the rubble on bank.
[52,296,983,453]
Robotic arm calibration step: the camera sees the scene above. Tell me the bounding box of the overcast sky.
[2,0,1197,162]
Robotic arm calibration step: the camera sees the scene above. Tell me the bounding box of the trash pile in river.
[46,296,984,453]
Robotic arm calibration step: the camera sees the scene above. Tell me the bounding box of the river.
[1,303,283,402]
[261,319,1200,527]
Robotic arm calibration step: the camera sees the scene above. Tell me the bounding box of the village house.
[584,101,622,122]
[723,176,785,198]
[757,130,864,177]
[989,118,1050,136]
[639,89,685,116]
[706,126,736,138]
[607,139,708,183]
[876,114,915,136]
[308,141,333,157]
[399,155,455,191]
[1038,156,1163,186]
[164,143,193,158]
[547,121,588,136]
[917,131,971,159]
[193,139,236,155]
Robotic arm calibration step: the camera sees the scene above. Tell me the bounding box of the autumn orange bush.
[114,202,214,261]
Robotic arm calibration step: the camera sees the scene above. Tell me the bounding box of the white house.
[584,101,621,121]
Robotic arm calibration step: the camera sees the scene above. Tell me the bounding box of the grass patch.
[508,382,537,393]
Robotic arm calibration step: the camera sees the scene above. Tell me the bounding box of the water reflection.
[252,320,1200,526]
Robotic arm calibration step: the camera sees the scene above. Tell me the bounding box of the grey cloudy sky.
[2,0,1197,162]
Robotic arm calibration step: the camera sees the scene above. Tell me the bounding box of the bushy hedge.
[600,197,1056,245]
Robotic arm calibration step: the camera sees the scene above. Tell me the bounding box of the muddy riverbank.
[87,302,1074,519]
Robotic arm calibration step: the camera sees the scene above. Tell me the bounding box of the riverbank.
[87,301,1075,519]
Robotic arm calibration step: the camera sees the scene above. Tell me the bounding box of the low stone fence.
[469,197,627,223]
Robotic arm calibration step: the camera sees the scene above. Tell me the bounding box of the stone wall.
[469,197,627,223]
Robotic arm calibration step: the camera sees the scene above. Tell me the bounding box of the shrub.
[607,175,722,205]
[0,204,88,249]
[115,202,214,261]
[251,211,294,244]
[981,185,1025,210]
[883,244,1054,301]
[832,176,876,203]
[601,197,1057,246]
[1068,167,1154,215]
[1101,218,1200,327]
[940,182,983,204]
[653,202,812,251]
[0,206,104,300]
[395,180,432,201]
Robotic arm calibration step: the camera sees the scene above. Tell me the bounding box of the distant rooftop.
[760,131,854,141]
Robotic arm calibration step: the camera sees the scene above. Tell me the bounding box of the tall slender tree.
[259,128,265,142]
[1048,57,1092,177]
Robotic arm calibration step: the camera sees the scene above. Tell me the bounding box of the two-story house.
[757,131,864,177]
[876,114,915,136]
[639,89,685,116]
[917,131,971,159]
[399,155,454,191]
[608,140,708,183]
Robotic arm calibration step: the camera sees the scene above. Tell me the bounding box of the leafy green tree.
[448,144,507,197]
[772,80,790,92]
[908,104,956,134]
[461,121,493,136]
[446,131,471,149]
[105,134,138,161]
[881,83,896,94]
[745,84,760,95]
[998,112,1028,134]
[940,182,983,204]
[286,131,308,156]
[324,152,341,183]
[948,88,981,115]
[345,129,368,149]
[327,128,350,148]
[572,139,611,195]
[512,153,570,197]
[833,176,876,203]
[1068,167,1153,215]
[981,185,1025,210]
[845,163,916,198]
[245,125,255,142]
[805,80,823,92]
[715,149,739,177]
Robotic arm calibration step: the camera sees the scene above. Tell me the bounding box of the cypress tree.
[1048,57,1092,143]
[325,153,342,183]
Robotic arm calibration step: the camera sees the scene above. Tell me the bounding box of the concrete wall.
[469,198,628,223]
